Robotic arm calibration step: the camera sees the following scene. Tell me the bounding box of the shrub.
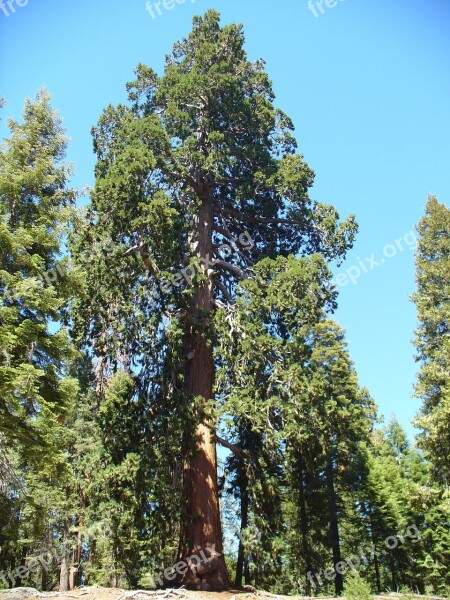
[344,571,373,600]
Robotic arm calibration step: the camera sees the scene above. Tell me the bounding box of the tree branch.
[213,278,234,304]
[212,224,233,242]
[218,206,298,226]
[214,259,245,279]
[136,227,160,275]
[216,435,249,459]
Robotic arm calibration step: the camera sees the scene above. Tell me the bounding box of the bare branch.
[124,244,139,255]
[212,224,233,241]
[218,206,298,227]
[216,435,249,459]
[136,227,160,275]
[213,278,234,304]
[214,259,245,279]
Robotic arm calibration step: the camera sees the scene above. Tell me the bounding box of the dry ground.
[0,586,447,600]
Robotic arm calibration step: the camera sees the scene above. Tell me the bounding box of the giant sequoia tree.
[73,11,357,590]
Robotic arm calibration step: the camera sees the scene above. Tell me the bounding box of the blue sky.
[1,0,449,438]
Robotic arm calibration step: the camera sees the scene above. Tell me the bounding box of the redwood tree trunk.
[175,200,231,591]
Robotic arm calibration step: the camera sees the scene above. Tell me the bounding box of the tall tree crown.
[0,89,78,452]
[413,195,450,483]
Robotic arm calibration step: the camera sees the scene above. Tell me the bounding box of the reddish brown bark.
[174,200,231,591]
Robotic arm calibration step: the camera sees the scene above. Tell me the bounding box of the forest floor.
[0,586,448,600]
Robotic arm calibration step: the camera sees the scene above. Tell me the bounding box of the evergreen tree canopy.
[2,14,448,598]
[413,196,450,484]
[0,89,78,456]
[71,10,357,590]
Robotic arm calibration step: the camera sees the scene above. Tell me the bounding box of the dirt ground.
[0,586,447,600]
[0,588,251,600]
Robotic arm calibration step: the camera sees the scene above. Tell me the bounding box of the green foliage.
[344,571,373,600]
[215,253,376,592]
[1,18,448,598]
[0,89,82,592]
[0,88,78,456]
[413,195,450,485]
[68,9,357,587]
[419,488,450,596]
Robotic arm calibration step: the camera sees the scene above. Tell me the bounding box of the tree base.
[179,577,230,591]
[174,564,230,591]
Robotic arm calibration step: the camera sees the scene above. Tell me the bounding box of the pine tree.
[279,320,375,596]
[413,195,450,485]
[360,421,433,594]
[420,487,450,595]
[0,90,80,591]
[0,89,78,456]
[410,196,450,596]
[306,321,376,595]
[215,258,376,593]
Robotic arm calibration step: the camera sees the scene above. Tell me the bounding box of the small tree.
[344,571,373,600]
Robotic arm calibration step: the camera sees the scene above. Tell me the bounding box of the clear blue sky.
[1,0,449,438]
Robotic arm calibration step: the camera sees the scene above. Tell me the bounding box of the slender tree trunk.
[69,528,82,590]
[59,554,69,592]
[326,454,343,595]
[374,549,381,593]
[59,520,70,592]
[298,455,313,596]
[8,555,16,588]
[175,200,230,591]
[235,464,249,588]
[369,511,381,594]
[390,555,397,591]
[69,567,78,592]
[14,549,26,587]
[41,564,48,592]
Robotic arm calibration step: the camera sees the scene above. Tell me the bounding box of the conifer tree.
[409,196,450,596]
[413,196,450,484]
[215,262,376,593]
[0,90,79,591]
[72,11,356,590]
[0,89,78,455]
